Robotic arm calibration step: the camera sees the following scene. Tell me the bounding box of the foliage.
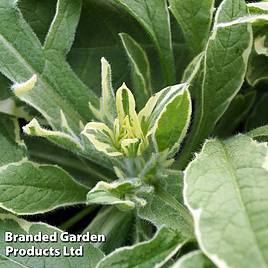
[0,0,268,267]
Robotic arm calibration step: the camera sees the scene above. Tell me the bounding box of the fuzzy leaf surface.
[184,135,268,268]
[97,226,186,268]
[0,214,104,268]
[0,1,98,134]
[120,33,152,109]
[179,0,253,167]
[114,0,175,84]
[170,0,214,57]
[172,250,215,268]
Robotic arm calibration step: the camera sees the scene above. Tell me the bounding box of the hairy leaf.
[0,1,98,134]
[179,0,253,167]
[138,171,193,238]
[120,33,152,109]
[0,214,104,267]
[44,0,82,56]
[0,160,88,215]
[170,0,215,57]
[114,0,175,85]
[84,206,133,254]
[172,250,215,268]
[0,115,26,166]
[247,125,268,141]
[152,87,191,154]
[97,226,186,268]
[86,179,141,211]
[184,135,268,267]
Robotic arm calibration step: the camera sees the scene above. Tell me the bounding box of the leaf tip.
[12,74,37,97]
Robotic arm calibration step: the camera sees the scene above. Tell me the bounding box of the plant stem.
[59,206,97,231]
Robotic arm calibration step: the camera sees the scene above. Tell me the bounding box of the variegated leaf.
[82,122,121,157]
[87,179,142,211]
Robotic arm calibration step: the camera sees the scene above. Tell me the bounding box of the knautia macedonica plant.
[1,0,268,267]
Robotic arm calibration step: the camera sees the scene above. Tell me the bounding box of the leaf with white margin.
[0,98,33,121]
[116,83,140,132]
[89,57,117,126]
[254,35,268,57]
[114,0,175,85]
[247,30,268,86]
[44,0,82,56]
[248,1,268,14]
[0,160,88,215]
[138,83,190,136]
[184,134,268,268]
[120,33,152,109]
[0,1,98,134]
[170,0,214,57]
[172,250,215,268]
[181,53,204,83]
[23,118,83,153]
[87,178,142,211]
[179,0,253,168]
[247,125,268,142]
[82,122,121,157]
[0,214,104,268]
[96,226,187,268]
[151,87,191,155]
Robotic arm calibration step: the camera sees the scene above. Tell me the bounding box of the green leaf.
[0,116,88,214]
[82,122,122,157]
[23,118,83,153]
[152,87,191,155]
[179,0,253,168]
[247,51,268,86]
[138,170,193,238]
[246,27,268,86]
[120,33,152,109]
[87,179,142,211]
[0,1,98,134]
[0,74,11,100]
[0,115,26,166]
[89,57,117,125]
[114,0,175,85]
[97,226,186,268]
[0,214,104,267]
[138,83,190,136]
[84,206,133,254]
[181,52,204,83]
[0,98,33,121]
[18,0,56,43]
[0,160,88,215]
[254,35,268,57]
[116,83,139,126]
[248,2,268,16]
[67,0,146,94]
[170,0,214,57]
[247,125,268,141]
[25,137,114,188]
[214,91,256,137]
[0,255,24,268]
[44,0,82,56]
[184,135,268,268]
[172,250,215,268]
